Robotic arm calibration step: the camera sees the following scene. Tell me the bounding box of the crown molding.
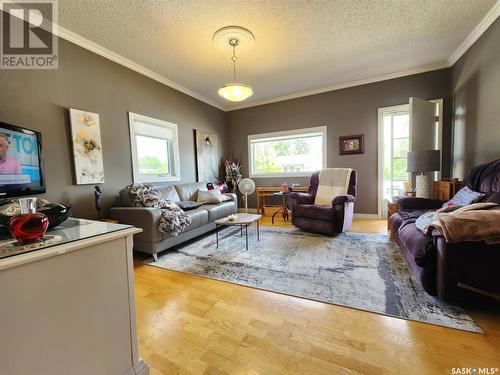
[41,1,499,113]
[226,61,450,111]
[447,1,500,66]
[229,2,500,112]
[55,25,226,111]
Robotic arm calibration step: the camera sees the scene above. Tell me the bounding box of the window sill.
[133,176,181,183]
[249,173,313,179]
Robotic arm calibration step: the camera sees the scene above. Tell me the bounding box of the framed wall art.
[195,129,219,182]
[339,134,364,155]
[69,109,105,184]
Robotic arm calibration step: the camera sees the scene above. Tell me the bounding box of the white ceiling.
[57,0,499,111]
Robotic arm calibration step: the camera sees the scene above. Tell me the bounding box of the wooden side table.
[433,179,462,200]
[387,201,399,231]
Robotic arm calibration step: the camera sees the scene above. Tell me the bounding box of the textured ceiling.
[57,0,497,110]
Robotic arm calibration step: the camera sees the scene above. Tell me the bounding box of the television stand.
[0,219,149,374]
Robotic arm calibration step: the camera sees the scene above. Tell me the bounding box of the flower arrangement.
[224,157,242,189]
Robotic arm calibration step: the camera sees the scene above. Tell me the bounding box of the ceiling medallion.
[214,26,255,102]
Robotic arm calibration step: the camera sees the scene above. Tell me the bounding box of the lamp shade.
[407,150,441,173]
[218,83,253,102]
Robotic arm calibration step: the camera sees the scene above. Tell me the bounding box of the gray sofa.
[110,182,237,260]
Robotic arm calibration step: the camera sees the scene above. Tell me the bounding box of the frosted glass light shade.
[218,83,253,102]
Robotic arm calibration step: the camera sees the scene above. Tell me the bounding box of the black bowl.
[41,203,72,229]
[0,203,72,234]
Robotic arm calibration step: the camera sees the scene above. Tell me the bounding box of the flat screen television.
[0,121,45,198]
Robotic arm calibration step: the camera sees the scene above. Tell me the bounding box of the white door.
[409,97,441,183]
[409,97,438,151]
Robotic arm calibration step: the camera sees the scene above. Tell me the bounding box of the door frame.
[430,98,443,181]
[377,99,443,218]
[377,104,410,218]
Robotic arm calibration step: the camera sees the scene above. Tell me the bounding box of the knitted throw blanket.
[314,168,352,206]
[125,183,191,235]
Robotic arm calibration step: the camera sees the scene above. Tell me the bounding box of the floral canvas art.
[69,109,105,184]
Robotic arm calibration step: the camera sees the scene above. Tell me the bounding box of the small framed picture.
[339,134,364,155]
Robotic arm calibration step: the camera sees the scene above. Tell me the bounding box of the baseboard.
[238,208,258,214]
[124,359,150,375]
[237,209,379,219]
[238,209,379,219]
[354,213,380,220]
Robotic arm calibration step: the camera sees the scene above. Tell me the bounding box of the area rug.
[145,226,481,333]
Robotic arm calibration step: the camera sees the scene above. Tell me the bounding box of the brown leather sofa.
[390,159,500,302]
[110,182,237,260]
[291,170,356,235]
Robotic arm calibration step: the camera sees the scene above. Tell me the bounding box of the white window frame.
[377,99,443,217]
[248,126,327,178]
[377,104,410,218]
[128,112,181,183]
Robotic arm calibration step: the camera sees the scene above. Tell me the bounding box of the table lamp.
[407,150,441,198]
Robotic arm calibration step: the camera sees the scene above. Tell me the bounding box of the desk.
[256,186,308,213]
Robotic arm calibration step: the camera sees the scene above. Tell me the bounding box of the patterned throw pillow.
[177,201,202,211]
[443,186,485,207]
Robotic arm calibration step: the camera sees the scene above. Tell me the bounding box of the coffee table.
[214,213,262,250]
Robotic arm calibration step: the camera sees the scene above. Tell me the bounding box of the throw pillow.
[443,186,485,207]
[177,201,202,211]
[215,182,230,193]
[220,194,232,202]
[197,189,223,204]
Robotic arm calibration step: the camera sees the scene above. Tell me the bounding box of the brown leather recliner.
[291,170,357,235]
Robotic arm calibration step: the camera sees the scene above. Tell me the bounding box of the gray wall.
[7,18,499,218]
[226,70,452,214]
[451,18,500,179]
[0,38,226,219]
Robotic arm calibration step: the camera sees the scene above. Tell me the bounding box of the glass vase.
[8,197,49,244]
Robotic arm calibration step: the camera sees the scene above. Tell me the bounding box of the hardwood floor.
[134,217,500,375]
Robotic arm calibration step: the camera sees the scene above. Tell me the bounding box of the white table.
[215,213,262,250]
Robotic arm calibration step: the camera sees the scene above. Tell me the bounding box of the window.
[128,112,181,183]
[248,126,327,178]
[383,109,410,200]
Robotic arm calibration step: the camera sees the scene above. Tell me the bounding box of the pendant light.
[217,38,253,102]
